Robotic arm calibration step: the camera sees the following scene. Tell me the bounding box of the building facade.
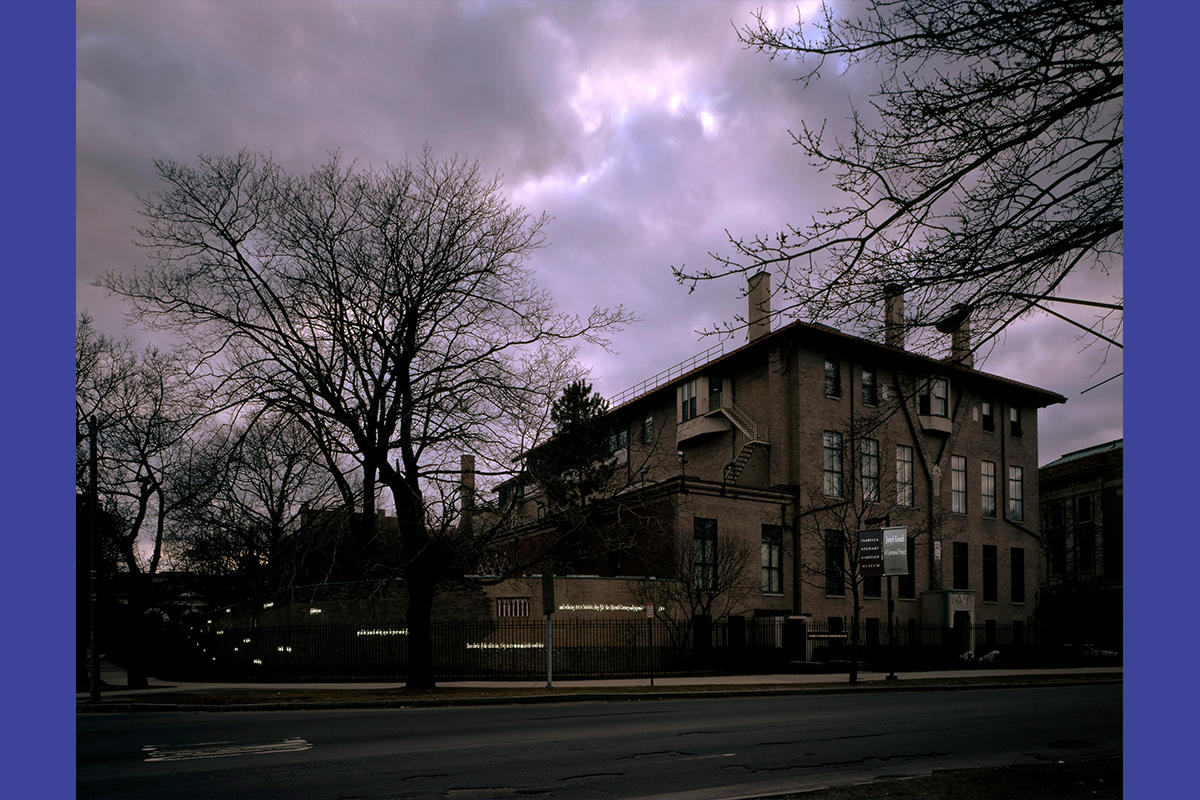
[499,274,1065,641]
[1037,439,1122,649]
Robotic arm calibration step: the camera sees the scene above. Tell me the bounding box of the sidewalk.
[78,659,1121,704]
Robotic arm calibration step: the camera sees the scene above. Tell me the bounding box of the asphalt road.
[77,684,1121,799]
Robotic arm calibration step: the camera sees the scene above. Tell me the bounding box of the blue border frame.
[6,0,74,796]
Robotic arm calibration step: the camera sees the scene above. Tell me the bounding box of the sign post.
[882,527,908,681]
[859,524,908,680]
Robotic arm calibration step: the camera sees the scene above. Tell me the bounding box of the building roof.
[1040,438,1123,470]
[609,316,1068,412]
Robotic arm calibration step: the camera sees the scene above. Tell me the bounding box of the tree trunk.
[405,565,437,688]
[124,574,151,689]
[849,587,860,685]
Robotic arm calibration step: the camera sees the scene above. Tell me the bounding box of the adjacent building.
[1037,439,1122,649]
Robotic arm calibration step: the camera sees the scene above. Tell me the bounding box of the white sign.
[883,526,909,576]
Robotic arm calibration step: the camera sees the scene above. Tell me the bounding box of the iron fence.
[150,615,1118,682]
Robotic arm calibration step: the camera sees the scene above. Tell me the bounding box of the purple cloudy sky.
[76,0,1122,466]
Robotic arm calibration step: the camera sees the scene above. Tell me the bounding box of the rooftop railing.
[610,341,727,408]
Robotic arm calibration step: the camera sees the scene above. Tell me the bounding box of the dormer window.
[918,378,948,417]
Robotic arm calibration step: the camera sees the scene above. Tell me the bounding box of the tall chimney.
[748,271,770,342]
[884,283,905,348]
[460,454,475,537]
[937,304,974,368]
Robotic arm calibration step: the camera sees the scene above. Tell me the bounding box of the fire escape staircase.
[719,402,769,484]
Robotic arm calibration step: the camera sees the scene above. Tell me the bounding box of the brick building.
[497,274,1065,641]
[1037,439,1122,649]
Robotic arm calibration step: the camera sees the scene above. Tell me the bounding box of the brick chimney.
[937,304,973,368]
[884,283,905,348]
[748,271,770,342]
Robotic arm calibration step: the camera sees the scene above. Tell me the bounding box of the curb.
[76,673,1121,713]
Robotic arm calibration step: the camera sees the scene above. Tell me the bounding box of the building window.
[824,358,841,397]
[761,525,783,594]
[897,537,916,599]
[496,597,530,618]
[921,381,940,417]
[1044,501,1066,574]
[862,368,878,405]
[920,378,949,417]
[641,411,653,444]
[896,444,914,506]
[951,455,967,514]
[981,400,995,431]
[823,431,843,497]
[1009,406,1022,437]
[1011,547,1026,603]
[708,375,723,411]
[952,541,969,590]
[693,517,717,592]
[606,427,628,456]
[861,438,880,503]
[498,479,524,507]
[864,573,882,599]
[1007,465,1024,521]
[982,545,998,602]
[681,379,698,421]
[824,529,845,595]
[1080,522,1099,573]
[1076,494,1093,523]
[981,461,996,518]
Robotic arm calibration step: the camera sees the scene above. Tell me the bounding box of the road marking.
[677,752,737,761]
[142,737,312,762]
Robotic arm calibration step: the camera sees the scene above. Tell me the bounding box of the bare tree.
[169,411,341,598]
[100,149,630,686]
[677,0,1122,360]
[633,520,760,649]
[75,314,216,687]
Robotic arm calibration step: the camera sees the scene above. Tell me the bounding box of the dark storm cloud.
[76,0,1121,460]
